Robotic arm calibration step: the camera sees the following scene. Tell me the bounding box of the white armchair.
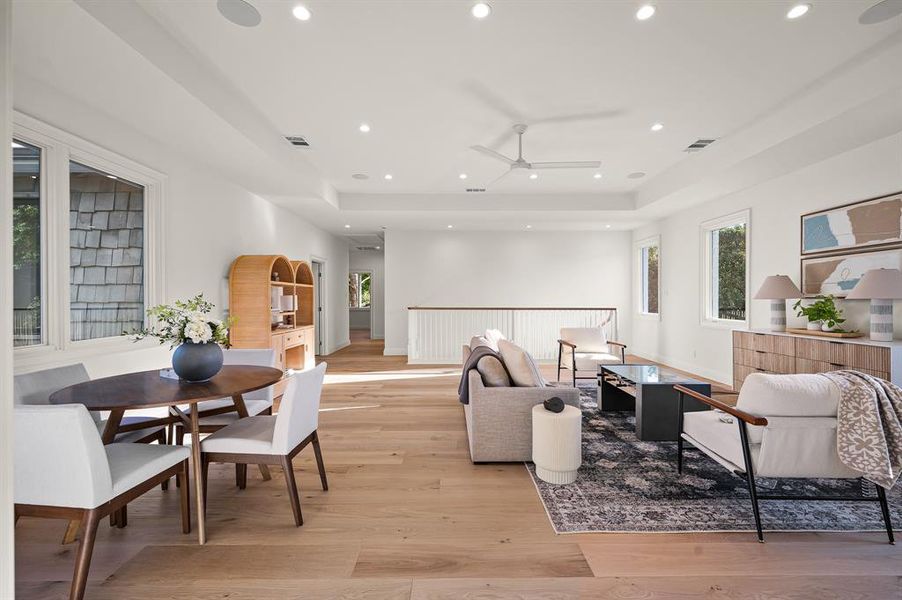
[676,373,894,543]
[557,326,627,387]
[14,404,191,600]
[201,363,328,527]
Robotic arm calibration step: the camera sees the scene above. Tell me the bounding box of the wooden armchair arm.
[607,341,627,349]
[674,384,767,426]
[557,339,577,349]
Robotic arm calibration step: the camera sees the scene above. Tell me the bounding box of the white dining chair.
[200,362,328,526]
[171,348,278,487]
[14,404,191,600]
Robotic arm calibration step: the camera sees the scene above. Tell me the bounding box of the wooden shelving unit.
[229,255,316,373]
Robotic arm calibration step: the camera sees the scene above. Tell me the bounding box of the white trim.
[700,209,751,330]
[11,112,167,372]
[635,234,661,320]
[310,255,327,355]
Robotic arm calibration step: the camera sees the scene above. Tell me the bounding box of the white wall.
[384,230,632,355]
[632,132,902,385]
[349,249,385,339]
[0,1,14,595]
[12,77,350,377]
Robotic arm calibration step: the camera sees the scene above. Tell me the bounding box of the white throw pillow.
[484,329,506,351]
[498,339,545,387]
[469,336,491,350]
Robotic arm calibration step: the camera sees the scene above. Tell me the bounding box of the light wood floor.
[15,339,902,599]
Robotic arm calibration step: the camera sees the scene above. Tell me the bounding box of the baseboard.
[631,348,731,386]
[383,347,408,356]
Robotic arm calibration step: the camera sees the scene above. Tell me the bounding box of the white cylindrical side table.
[531,404,582,485]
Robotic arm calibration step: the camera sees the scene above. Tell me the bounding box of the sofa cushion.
[498,339,545,387]
[737,373,840,417]
[484,329,506,351]
[470,336,491,350]
[683,410,761,471]
[476,355,511,387]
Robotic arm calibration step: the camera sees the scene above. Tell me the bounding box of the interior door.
[312,260,324,355]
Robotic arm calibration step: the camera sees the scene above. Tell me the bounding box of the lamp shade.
[754,275,802,300]
[846,268,902,300]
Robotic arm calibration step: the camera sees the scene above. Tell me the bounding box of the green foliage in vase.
[793,295,846,330]
[125,293,234,348]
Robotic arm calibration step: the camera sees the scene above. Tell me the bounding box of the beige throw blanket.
[821,370,902,489]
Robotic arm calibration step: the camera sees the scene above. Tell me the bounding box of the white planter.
[807,320,823,330]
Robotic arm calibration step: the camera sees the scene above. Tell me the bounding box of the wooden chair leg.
[280,456,303,526]
[201,454,210,517]
[236,463,247,489]
[115,505,128,529]
[177,460,191,534]
[61,519,81,544]
[71,509,100,600]
[174,426,186,489]
[157,429,171,491]
[258,463,272,481]
[312,431,328,491]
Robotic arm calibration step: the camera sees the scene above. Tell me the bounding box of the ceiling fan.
[470,124,601,187]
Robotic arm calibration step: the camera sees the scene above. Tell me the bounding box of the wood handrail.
[674,384,768,426]
[407,306,618,311]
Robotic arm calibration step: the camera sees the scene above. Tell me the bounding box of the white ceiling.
[11,0,902,233]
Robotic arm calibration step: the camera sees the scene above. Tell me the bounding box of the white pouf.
[531,404,582,485]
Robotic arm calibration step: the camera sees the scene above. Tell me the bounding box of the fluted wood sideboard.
[732,329,902,391]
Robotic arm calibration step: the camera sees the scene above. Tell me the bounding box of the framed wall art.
[801,246,902,297]
[801,192,902,256]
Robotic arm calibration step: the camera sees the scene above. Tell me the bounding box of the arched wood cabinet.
[229,255,316,372]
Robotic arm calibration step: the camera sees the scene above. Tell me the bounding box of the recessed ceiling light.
[344,224,351,229]
[384,174,393,180]
[636,4,656,20]
[292,4,311,21]
[471,3,492,19]
[593,173,603,179]
[627,172,647,179]
[650,122,664,132]
[447,224,454,229]
[11,141,24,149]
[352,173,369,180]
[217,0,262,27]
[786,3,811,19]
[359,123,371,133]
[529,173,538,180]
[526,225,532,229]
[605,224,612,229]
[860,0,902,25]
[459,173,468,180]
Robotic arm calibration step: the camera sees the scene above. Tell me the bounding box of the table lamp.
[754,275,802,332]
[845,268,902,342]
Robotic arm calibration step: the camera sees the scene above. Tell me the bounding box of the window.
[10,113,163,368]
[638,238,659,315]
[348,272,371,308]
[69,162,145,341]
[702,211,749,325]
[12,140,43,347]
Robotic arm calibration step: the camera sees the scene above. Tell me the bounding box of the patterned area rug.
[527,383,902,534]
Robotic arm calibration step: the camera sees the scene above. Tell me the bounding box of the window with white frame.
[701,210,749,324]
[638,237,660,315]
[10,114,163,361]
[348,271,371,308]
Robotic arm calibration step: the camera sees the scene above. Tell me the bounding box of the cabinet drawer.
[796,357,889,380]
[283,330,304,348]
[733,348,794,373]
[733,331,794,356]
[796,339,890,371]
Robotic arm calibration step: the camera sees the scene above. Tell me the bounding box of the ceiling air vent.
[356,246,382,251]
[466,188,486,193]
[684,138,716,153]
[285,135,310,147]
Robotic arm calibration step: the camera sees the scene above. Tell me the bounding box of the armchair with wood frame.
[557,326,627,387]
[675,373,894,544]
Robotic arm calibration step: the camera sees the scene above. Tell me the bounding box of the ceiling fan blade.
[461,80,526,122]
[531,109,625,125]
[485,128,518,152]
[530,161,601,169]
[485,169,513,188]
[470,145,517,165]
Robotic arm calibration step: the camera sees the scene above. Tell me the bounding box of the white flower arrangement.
[126,293,233,348]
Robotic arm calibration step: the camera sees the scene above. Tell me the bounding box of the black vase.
[172,341,224,382]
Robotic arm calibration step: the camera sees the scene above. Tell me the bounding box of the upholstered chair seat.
[557,326,627,386]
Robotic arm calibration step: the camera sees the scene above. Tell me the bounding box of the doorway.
[348,269,373,340]
[311,258,325,356]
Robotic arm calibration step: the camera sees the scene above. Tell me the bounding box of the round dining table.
[50,364,284,544]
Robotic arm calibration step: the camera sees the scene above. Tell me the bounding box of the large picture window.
[10,113,163,369]
[638,238,659,316]
[702,211,749,325]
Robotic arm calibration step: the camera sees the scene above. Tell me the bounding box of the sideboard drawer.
[733,348,794,373]
[796,339,890,371]
[733,331,795,356]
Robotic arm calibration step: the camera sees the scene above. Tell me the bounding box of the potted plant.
[792,295,846,332]
[127,294,234,382]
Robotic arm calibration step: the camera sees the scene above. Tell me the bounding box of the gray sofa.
[462,344,581,462]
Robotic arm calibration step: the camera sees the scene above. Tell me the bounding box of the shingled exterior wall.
[69,181,144,341]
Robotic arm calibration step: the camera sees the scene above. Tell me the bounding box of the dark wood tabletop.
[48,365,285,411]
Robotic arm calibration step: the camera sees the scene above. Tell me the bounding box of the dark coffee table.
[598,364,710,441]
